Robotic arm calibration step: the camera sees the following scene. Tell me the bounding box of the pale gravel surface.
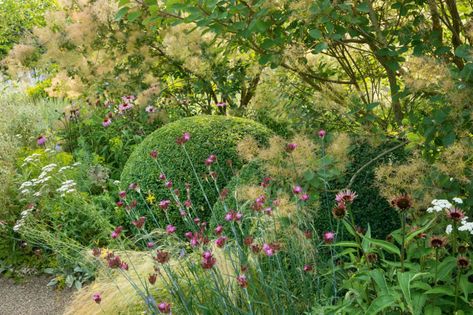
[0,275,72,315]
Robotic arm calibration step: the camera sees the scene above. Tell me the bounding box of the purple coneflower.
[118,102,133,112]
[145,105,156,113]
[446,208,465,222]
[391,194,413,211]
[429,236,447,248]
[457,256,470,269]
[102,117,112,127]
[335,189,357,205]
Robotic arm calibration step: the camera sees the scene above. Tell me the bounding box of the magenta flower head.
[205,154,217,166]
[201,251,216,269]
[92,293,102,304]
[120,261,129,271]
[102,117,112,127]
[286,143,297,152]
[446,208,465,222]
[150,150,158,159]
[145,105,156,113]
[293,185,303,194]
[300,193,309,201]
[176,132,191,145]
[111,226,123,239]
[158,302,171,313]
[116,200,124,207]
[303,264,313,272]
[118,102,133,113]
[225,211,235,221]
[164,181,173,188]
[184,199,192,208]
[147,242,155,248]
[216,102,226,107]
[166,224,176,234]
[318,129,326,138]
[262,243,276,256]
[215,236,227,248]
[159,173,166,181]
[323,231,335,244]
[215,225,223,235]
[132,216,146,229]
[37,135,47,146]
[236,274,248,288]
[159,200,171,210]
[235,212,243,221]
[335,189,357,205]
[118,191,126,199]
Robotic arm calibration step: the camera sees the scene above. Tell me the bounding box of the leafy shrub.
[120,115,273,229]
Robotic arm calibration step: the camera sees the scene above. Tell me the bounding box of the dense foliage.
[0,0,472,314]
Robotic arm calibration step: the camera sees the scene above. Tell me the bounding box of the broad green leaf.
[405,217,435,244]
[365,294,396,314]
[127,11,142,22]
[115,6,129,21]
[369,269,390,295]
[313,42,328,53]
[364,237,400,256]
[331,241,360,248]
[424,304,442,315]
[309,29,322,39]
[425,286,455,296]
[454,45,472,59]
[342,219,357,237]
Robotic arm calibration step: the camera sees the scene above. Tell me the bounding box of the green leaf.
[115,6,129,21]
[309,29,322,39]
[405,217,435,244]
[332,241,361,248]
[424,304,442,315]
[454,45,472,59]
[313,42,328,53]
[365,294,396,314]
[342,219,357,237]
[425,286,455,296]
[127,11,142,22]
[357,2,370,13]
[364,237,400,256]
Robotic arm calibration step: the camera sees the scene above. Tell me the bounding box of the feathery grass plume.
[326,133,351,172]
[434,141,472,184]
[375,155,437,208]
[235,185,265,202]
[290,134,319,174]
[403,56,454,94]
[237,135,261,161]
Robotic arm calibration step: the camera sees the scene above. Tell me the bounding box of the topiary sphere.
[120,115,274,230]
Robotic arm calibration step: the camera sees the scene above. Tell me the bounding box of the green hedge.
[120,115,274,229]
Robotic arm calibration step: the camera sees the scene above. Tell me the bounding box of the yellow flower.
[146,192,156,204]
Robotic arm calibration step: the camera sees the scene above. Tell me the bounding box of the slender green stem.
[454,269,461,311]
[434,248,439,285]
[400,212,406,272]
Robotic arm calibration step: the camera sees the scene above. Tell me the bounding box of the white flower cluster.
[426,197,462,213]
[446,216,473,235]
[19,163,58,195]
[22,153,42,166]
[56,179,77,196]
[13,207,34,232]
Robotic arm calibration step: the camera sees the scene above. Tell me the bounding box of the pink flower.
[286,143,297,152]
[225,211,235,221]
[205,154,217,166]
[118,191,126,199]
[120,262,129,271]
[318,129,326,138]
[235,212,243,221]
[335,189,357,204]
[145,106,156,113]
[262,243,274,256]
[159,200,171,210]
[215,236,227,248]
[159,173,166,181]
[148,273,157,285]
[300,193,309,201]
[184,199,192,208]
[260,177,271,187]
[150,150,158,159]
[122,95,136,103]
[111,226,123,239]
[147,242,155,248]
[264,207,272,216]
[166,224,176,234]
[128,183,140,192]
[116,201,124,207]
[92,293,102,304]
[236,274,248,288]
[216,102,226,107]
[132,216,146,229]
[118,102,133,112]
[158,302,171,313]
[184,231,193,239]
[37,135,46,146]
[102,117,112,127]
[293,185,302,194]
[215,225,223,235]
[165,181,173,188]
[201,251,216,269]
[303,264,313,272]
[323,231,335,244]
[176,132,191,145]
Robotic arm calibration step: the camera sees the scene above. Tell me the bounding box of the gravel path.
[0,275,72,315]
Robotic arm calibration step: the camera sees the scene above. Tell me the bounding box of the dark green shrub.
[120,115,274,228]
